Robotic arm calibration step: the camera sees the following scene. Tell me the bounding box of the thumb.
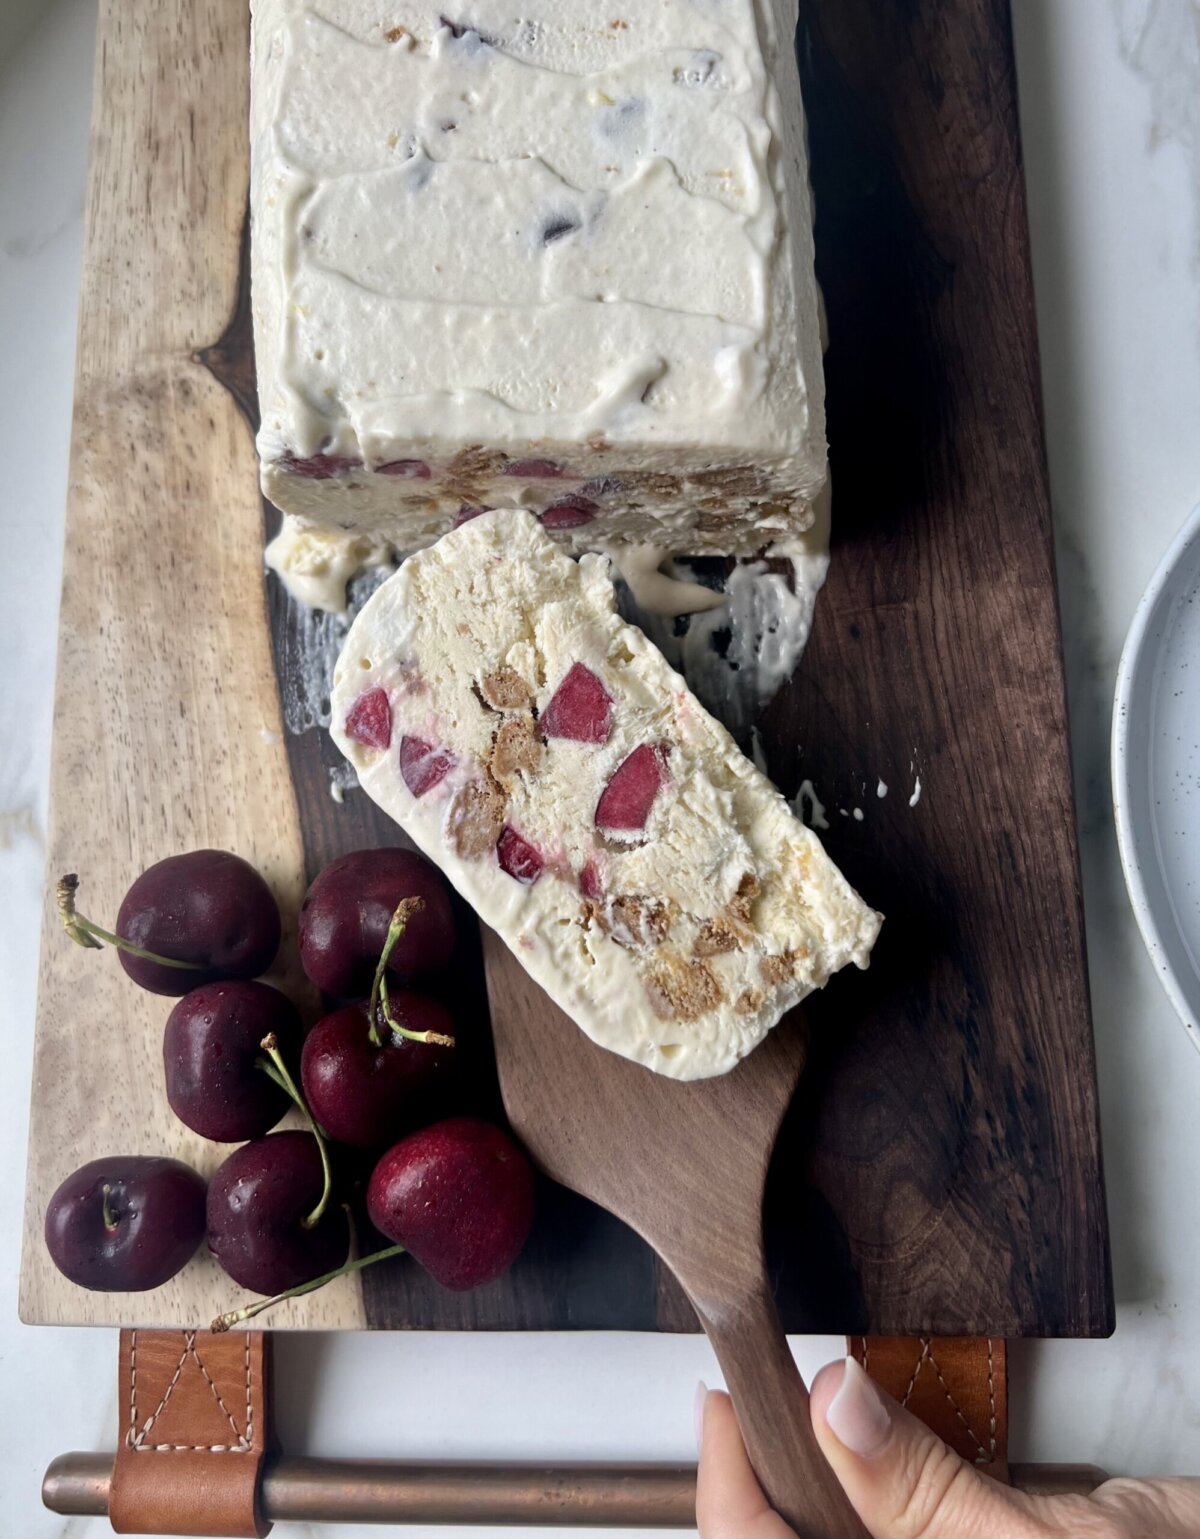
[809,1358,1048,1539]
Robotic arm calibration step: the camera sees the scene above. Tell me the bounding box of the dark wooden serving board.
[21,0,1111,1335]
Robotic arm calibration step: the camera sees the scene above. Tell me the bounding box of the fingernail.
[825,1357,892,1457]
[694,1380,709,1454]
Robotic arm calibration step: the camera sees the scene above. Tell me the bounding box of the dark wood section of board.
[201,0,1112,1334]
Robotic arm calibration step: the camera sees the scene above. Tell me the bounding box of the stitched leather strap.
[109,1329,271,1537]
[851,1336,1009,1481]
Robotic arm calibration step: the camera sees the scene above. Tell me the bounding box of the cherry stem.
[366,897,452,1049]
[211,1241,405,1333]
[56,874,204,972]
[381,976,455,1049]
[256,1033,333,1230]
[100,1184,118,1232]
[210,1237,409,1335]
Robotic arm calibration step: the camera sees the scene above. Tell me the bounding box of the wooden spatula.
[482,927,868,1539]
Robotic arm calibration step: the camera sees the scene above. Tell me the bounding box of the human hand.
[696,1358,1200,1538]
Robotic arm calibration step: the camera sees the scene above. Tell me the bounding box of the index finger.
[696,1388,799,1539]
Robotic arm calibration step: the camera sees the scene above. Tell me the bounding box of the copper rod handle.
[44,1453,1108,1527]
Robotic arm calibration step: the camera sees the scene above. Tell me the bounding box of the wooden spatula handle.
[691,1279,869,1539]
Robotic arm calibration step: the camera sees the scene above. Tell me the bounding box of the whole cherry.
[299,848,455,997]
[301,995,457,1148]
[164,981,302,1142]
[58,851,281,995]
[45,1156,207,1291]
[367,1118,535,1290]
[207,1130,349,1296]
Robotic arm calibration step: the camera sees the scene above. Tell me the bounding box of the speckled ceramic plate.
[1113,503,1200,1050]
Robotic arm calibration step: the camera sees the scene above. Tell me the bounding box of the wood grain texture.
[18,0,364,1329]
[21,0,1112,1335]
[769,0,1113,1336]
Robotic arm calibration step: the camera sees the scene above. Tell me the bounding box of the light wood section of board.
[18,0,365,1328]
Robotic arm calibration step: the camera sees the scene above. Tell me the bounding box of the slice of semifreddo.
[330,511,880,1080]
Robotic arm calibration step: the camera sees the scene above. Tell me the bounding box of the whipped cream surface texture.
[251,0,827,553]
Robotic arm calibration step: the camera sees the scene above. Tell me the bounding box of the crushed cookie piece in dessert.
[579,899,604,930]
[622,470,683,498]
[609,895,671,949]
[448,777,506,859]
[759,952,796,986]
[729,873,760,923]
[647,953,723,1021]
[689,465,769,497]
[695,511,737,534]
[480,666,533,711]
[449,445,509,479]
[735,988,763,1015]
[694,916,742,957]
[491,717,542,783]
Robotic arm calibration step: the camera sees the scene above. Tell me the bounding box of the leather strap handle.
[109,1329,271,1537]
[851,1336,1009,1481]
[102,1329,1002,1533]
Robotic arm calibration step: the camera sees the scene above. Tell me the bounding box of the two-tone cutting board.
[20,0,1113,1337]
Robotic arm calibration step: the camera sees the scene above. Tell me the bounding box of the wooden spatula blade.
[482,926,804,1243]
[482,926,868,1539]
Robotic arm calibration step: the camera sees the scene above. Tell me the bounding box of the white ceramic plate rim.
[1112,501,1200,1051]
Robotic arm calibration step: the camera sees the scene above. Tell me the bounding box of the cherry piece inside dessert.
[344,688,392,749]
[497,827,543,885]
[399,736,455,798]
[539,496,597,530]
[595,745,668,831]
[541,663,612,744]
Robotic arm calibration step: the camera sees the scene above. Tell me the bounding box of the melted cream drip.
[605,545,726,618]
[622,480,831,739]
[794,778,829,830]
[265,514,393,612]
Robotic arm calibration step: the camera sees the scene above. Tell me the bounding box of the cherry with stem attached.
[367,899,454,1050]
[57,874,204,976]
[56,853,281,994]
[210,1116,535,1325]
[256,1033,333,1229]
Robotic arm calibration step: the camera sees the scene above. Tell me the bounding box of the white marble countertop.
[2,2,1199,1534]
